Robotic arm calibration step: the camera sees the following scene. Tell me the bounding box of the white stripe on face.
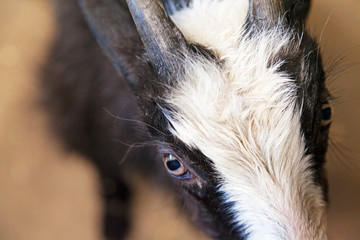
[163,1,327,239]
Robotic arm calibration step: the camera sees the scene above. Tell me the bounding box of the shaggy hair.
[157,1,327,238]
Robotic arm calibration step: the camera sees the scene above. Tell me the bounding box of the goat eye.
[321,103,332,126]
[162,154,188,178]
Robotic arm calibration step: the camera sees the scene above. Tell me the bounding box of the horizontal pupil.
[166,159,181,171]
[322,107,332,121]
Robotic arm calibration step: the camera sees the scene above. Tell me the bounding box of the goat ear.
[249,0,311,26]
[77,0,142,90]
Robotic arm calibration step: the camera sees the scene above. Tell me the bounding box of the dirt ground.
[0,1,359,240]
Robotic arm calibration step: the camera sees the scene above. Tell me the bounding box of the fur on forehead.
[153,1,327,239]
[161,33,326,239]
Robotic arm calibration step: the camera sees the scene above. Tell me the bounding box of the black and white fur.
[43,0,331,239]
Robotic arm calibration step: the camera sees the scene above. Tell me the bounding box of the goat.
[42,0,332,239]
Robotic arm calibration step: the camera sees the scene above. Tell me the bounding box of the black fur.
[43,0,330,239]
[43,1,147,238]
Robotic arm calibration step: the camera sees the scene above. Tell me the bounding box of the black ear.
[77,0,143,90]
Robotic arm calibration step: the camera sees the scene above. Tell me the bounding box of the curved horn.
[126,0,189,74]
[249,0,284,23]
[249,0,312,26]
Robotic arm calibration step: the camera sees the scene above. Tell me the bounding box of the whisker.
[118,145,134,165]
[316,10,336,73]
[103,107,169,137]
[112,139,159,164]
[326,55,358,86]
[112,139,159,148]
[318,10,336,47]
[328,132,360,182]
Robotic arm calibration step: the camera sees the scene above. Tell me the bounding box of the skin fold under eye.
[162,153,193,179]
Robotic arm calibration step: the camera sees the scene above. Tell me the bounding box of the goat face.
[79,0,331,239]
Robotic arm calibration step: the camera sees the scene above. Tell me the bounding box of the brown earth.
[0,1,359,240]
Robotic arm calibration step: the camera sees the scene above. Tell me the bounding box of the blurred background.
[0,0,359,239]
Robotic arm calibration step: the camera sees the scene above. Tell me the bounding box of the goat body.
[43,0,331,239]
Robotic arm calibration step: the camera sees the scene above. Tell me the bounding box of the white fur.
[165,1,327,239]
[169,0,248,57]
